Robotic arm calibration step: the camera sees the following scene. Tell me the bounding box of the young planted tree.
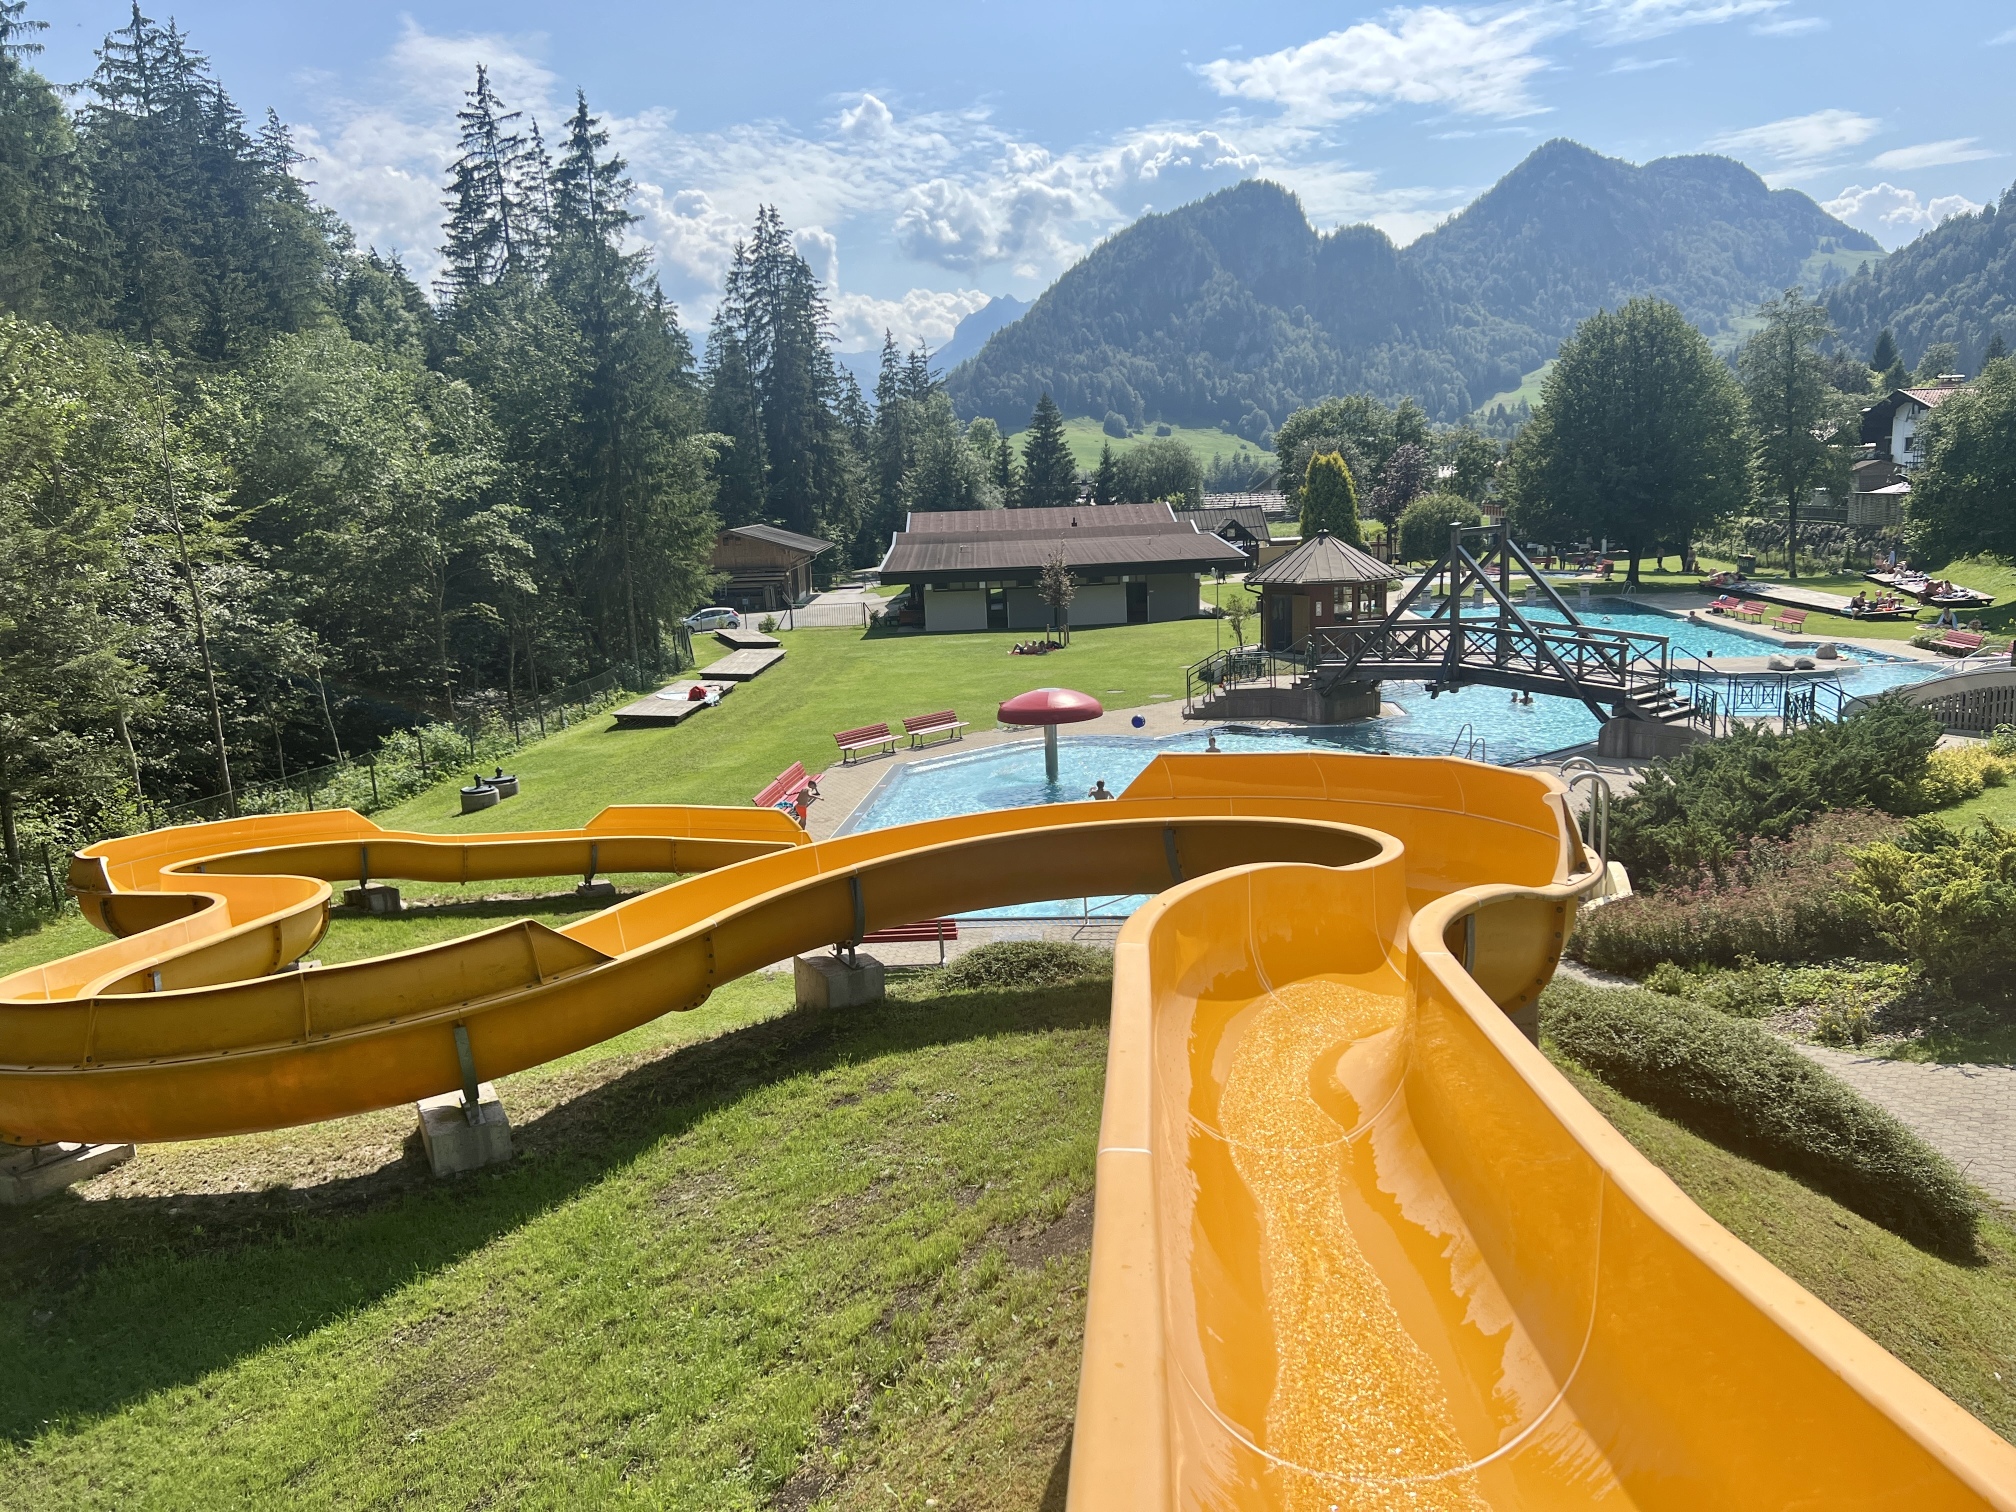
[1504,298,1751,587]
[1038,548,1075,643]
[1738,289,1849,580]
[1020,393,1078,508]
[1299,450,1363,545]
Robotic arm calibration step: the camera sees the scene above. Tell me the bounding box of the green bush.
[1542,979,1978,1255]
[935,941,1111,992]
[1608,698,1940,887]
[1396,491,1483,562]
[1842,818,2016,992]
[1571,810,1899,973]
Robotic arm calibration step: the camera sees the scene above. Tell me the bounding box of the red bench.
[834,722,897,763]
[754,762,818,825]
[902,710,967,748]
[1734,600,1767,624]
[1769,608,1807,633]
[861,918,960,964]
[1935,629,1987,656]
[1706,595,1740,614]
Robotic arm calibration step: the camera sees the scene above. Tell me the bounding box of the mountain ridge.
[946,140,1880,429]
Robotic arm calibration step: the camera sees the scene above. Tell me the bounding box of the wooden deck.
[716,627,781,650]
[611,680,736,728]
[704,648,786,681]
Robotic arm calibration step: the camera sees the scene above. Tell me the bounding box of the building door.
[1126,580,1149,624]
[987,586,1008,630]
[1269,593,1292,651]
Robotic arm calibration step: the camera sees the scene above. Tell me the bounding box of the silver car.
[684,607,743,631]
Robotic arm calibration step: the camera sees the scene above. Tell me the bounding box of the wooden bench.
[833,722,898,763]
[861,918,960,964]
[1769,608,1807,633]
[1734,600,1767,624]
[754,762,818,824]
[1706,595,1741,614]
[902,710,967,749]
[1935,629,1987,656]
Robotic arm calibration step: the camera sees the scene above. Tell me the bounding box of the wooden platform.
[1723,581,1854,613]
[716,627,781,650]
[611,680,735,728]
[1694,656,1848,677]
[704,648,786,681]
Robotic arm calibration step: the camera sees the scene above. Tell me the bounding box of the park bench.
[833,722,898,763]
[1706,596,1741,614]
[860,918,960,964]
[1935,629,1987,656]
[1595,560,1614,579]
[902,710,967,749]
[1734,601,1767,624]
[1769,609,1807,634]
[754,762,818,825]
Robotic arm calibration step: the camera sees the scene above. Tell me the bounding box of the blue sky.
[35,2,2015,358]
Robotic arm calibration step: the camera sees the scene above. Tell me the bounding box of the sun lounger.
[901,710,967,748]
[833,722,898,763]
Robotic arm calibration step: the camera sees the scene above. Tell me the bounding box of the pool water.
[838,598,1947,919]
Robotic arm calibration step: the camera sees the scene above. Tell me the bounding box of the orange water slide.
[1,753,2011,1506]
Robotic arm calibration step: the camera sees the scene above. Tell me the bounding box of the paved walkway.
[1794,1046,2016,1208]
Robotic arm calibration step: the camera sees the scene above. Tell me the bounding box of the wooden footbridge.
[1313,524,1694,724]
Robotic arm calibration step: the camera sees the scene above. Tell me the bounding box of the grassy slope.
[1004,416,1265,475]
[0,971,1104,1510]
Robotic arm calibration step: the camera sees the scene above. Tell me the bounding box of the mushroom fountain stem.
[1044,725,1059,783]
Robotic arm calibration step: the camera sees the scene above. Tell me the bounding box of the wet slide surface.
[3,754,2012,1508]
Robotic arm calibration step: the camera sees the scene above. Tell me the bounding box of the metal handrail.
[1565,767,1612,872]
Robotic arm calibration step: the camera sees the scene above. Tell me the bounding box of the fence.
[1679,669,1851,737]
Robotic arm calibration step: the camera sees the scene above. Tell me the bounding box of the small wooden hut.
[1245,532,1400,652]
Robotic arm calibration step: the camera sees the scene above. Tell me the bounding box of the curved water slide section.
[1,754,2012,1505]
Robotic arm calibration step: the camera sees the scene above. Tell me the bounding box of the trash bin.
[1737,552,1756,576]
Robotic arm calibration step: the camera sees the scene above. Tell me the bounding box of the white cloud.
[1822,183,1983,248]
[1993,27,2016,45]
[829,287,994,355]
[1706,108,1879,170]
[1608,55,1680,72]
[1585,0,1784,43]
[1198,6,1568,123]
[1866,138,1999,172]
[1751,15,1827,35]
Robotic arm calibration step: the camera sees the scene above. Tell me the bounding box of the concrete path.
[1794,1045,2016,1208]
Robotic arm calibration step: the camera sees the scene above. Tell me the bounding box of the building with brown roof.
[1861,380,1965,472]
[1244,532,1401,652]
[712,525,833,613]
[877,504,1247,632]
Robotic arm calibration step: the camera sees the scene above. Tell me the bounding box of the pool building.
[876,503,1249,633]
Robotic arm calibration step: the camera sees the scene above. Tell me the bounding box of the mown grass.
[0,969,1105,1510]
[1003,415,1262,474]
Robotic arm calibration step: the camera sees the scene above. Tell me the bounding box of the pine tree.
[1988,333,2009,367]
[704,305,767,526]
[1092,440,1118,505]
[993,431,1018,507]
[0,3,104,324]
[1871,328,1899,374]
[438,64,533,299]
[1300,451,1362,544]
[1020,393,1077,508]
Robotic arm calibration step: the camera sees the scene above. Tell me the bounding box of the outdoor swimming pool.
[836,598,1951,918]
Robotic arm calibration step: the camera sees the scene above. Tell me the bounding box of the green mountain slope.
[1827,185,2016,373]
[948,140,1879,429]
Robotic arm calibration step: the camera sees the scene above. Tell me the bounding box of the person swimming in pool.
[1205,733,1221,753]
[1088,780,1115,800]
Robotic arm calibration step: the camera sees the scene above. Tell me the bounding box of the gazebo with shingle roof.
[1245,532,1401,652]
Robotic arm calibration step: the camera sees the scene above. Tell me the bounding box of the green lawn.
[1003,416,1265,475]
[1472,360,1555,418]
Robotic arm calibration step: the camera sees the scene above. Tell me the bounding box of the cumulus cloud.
[1751,15,1827,35]
[829,287,995,355]
[1706,108,1879,173]
[1822,183,1983,247]
[1584,0,1785,42]
[1198,6,1568,122]
[1866,138,1999,172]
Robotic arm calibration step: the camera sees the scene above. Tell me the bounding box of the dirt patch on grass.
[1006,1194,1094,1271]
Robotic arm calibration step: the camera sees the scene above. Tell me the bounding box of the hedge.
[935,941,1111,992]
[1542,980,1977,1255]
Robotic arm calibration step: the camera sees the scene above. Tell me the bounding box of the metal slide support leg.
[453,1022,481,1125]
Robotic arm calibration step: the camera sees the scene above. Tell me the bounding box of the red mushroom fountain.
[998,687,1104,783]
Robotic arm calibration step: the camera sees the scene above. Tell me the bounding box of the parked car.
[684,607,743,631]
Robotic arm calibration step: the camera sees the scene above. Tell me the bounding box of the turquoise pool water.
[837,599,1948,919]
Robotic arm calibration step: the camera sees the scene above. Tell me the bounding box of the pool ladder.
[1559,756,1612,874]
[1449,723,1488,761]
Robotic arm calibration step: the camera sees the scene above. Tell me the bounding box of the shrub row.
[1608,698,1940,888]
[1841,818,2016,993]
[935,941,1111,993]
[1571,810,1899,974]
[1542,980,1978,1255]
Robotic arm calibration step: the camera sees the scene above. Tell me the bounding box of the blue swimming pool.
[836,598,1949,918]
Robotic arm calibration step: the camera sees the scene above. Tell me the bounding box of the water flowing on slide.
[2,754,2010,1508]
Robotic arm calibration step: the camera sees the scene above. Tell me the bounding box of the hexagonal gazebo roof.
[1245,531,1399,588]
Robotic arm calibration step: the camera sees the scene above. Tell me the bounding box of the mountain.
[931,294,1028,372]
[1827,184,2016,373]
[946,140,1880,430]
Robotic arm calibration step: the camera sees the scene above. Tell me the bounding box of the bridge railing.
[1310,617,1670,692]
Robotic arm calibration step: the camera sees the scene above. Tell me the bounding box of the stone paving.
[1794,1045,2016,1209]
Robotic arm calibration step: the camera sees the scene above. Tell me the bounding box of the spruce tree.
[703,306,768,526]
[1020,393,1077,508]
[993,431,1018,507]
[1300,451,1362,545]
[1988,333,2009,367]
[1871,328,1899,374]
[1092,440,1119,505]
[0,3,104,324]
[438,64,532,299]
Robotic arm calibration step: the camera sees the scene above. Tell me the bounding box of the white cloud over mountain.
[1706,109,1879,172]
[1822,183,1983,247]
